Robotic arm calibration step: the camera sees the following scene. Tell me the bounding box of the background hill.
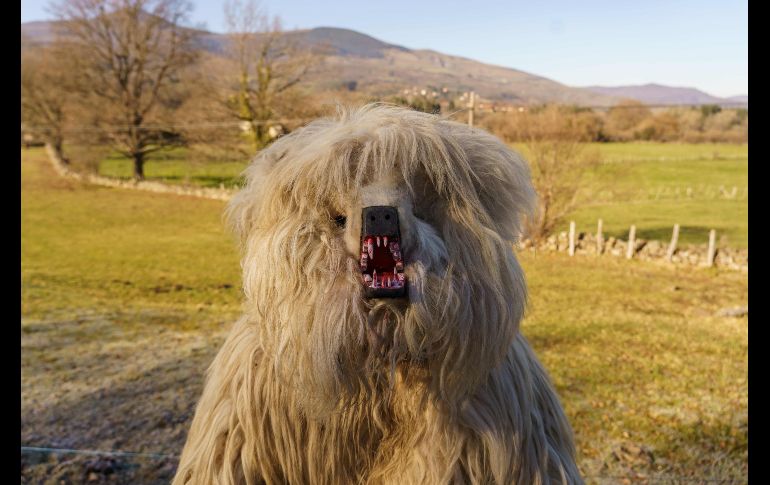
[585,83,747,107]
[24,20,749,107]
[22,21,620,106]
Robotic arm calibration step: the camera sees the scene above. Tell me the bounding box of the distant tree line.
[479,100,748,145]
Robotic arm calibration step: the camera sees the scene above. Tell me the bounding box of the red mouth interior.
[360,235,405,290]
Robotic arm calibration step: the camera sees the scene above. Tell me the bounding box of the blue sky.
[21,0,748,97]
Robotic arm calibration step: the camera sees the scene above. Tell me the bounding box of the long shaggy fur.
[174,104,583,484]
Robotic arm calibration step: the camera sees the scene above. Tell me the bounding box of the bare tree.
[517,106,602,241]
[223,0,316,151]
[605,99,652,141]
[478,105,603,240]
[21,42,72,162]
[50,0,199,180]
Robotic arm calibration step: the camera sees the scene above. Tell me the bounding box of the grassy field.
[561,157,747,248]
[512,143,749,248]
[78,141,749,248]
[21,148,747,483]
[584,142,748,162]
[82,145,248,189]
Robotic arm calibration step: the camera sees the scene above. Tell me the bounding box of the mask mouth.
[360,206,406,298]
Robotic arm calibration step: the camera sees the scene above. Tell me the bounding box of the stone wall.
[44,144,236,202]
[518,231,748,272]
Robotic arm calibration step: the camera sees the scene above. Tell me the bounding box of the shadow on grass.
[526,326,606,353]
[144,174,245,188]
[91,172,245,189]
[22,349,214,484]
[22,313,225,484]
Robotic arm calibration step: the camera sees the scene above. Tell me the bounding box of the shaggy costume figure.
[174,105,582,484]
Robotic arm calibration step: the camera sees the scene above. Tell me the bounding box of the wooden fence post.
[596,219,604,255]
[568,221,576,256]
[626,225,636,259]
[706,229,717,267]
[468,91,475,127]
[666,224,680,262]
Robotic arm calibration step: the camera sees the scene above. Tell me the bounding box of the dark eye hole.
[333,215,347,228]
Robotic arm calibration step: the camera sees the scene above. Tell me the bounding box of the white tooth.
[368,246,374,259]
[376,236,381,247]
[383,236,388,247]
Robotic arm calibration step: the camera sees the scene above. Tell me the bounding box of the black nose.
[362,206,400,236]
[360,206,406,298]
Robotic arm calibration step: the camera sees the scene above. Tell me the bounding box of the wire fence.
[21,446,177,460]
[20,98,749,135]
[578,185,748,207]
[20,445,746,484]
[22,118,318,135]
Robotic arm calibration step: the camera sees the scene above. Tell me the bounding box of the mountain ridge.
[22,20,745,107]
[585,83,746,107]
[20,20,619,105]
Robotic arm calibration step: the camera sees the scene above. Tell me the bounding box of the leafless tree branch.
[49,0,199,179]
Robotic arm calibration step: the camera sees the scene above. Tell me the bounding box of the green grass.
[587,142,747,162]
[522,253,747,481]
[566,198,747,247]
[22,147,242,319]
[21,147,747,483]
[511,142,748,248]
[70,145,249,188]
[511,142,748,162]
[99,150,247,188]
[78,142,749,248]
